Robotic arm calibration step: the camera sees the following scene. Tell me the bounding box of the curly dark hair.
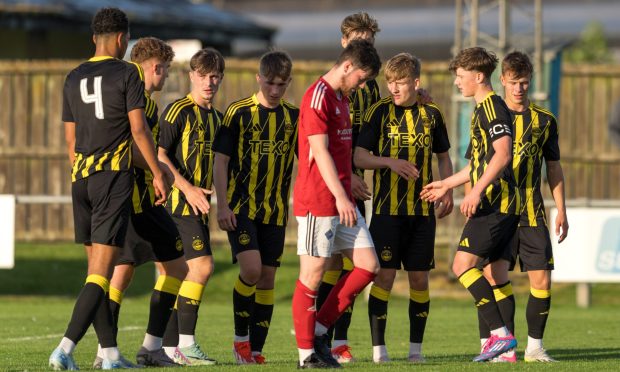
[91,7,129,36]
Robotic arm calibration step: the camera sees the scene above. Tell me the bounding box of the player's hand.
[336,196,357,228]
[416,88,434,105]
[351,174,371,201]
[555,211,569,243]
[388,158,419,180]
[460,192,481,218]
[217,204,237,231]
[420,181,447,202]
[184,185,212,216]
[152,172,168,206]
[434,189,454,219]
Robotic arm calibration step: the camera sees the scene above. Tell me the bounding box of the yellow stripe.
[322,270,340,285]
[458,267,482,289]
[85,274,109,293]
[109,286,124,304]
[342,257,354,271]
[261,111,277,223]
[530,287,551,299]
[88,56,114,62]
[255,288,274,305]
[420,107,431,215]
[165,97,192,123]
[129,61,144,81]
[81,155,95,178]
[493,282,513,302]
[405,109,415,215]
[247,105,261,219]
[155,275,182,295]
[409,288,430,303]
[178,280,205,301]
[234,277,256,297]
[370,284,391,301]
[389,104,399,214]
[527,111,539,225]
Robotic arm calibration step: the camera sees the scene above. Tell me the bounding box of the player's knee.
[240,266,261,285]
[374,270,396,290]
[160,259,188,280]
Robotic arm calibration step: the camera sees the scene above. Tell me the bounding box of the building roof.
[0,0,275,45]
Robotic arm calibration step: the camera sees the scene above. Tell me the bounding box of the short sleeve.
[429,106,451,153]
[212,104,239,157]
[157,104,183,153]
[125,64,145,112]
[356,103,383,153]
[542,116,560,161]
[302,104,329,136]
[481,99,513,143]
[62,73,74,122]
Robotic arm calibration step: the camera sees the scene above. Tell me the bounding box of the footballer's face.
[341,31,375,48]
[257,74,291,108]
[388,77,420,107]
[453,67,478,98]
[149,58,171,92]
[340,63,372,96]
[501,71,531,110]
[190,70,223,105]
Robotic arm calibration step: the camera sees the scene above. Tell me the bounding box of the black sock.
[177,281,204,336]
[409,289,430,343]
[233,276,256,338]
[368,284,390,346]
[162,309,179,348]
[526,288,551,339]
[64,276,109,344]
[250,288,274,353]
[458,268,504,331]
[494,282,515,335]
[93,293,117,348]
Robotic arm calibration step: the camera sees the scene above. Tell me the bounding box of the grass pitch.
[0,242,618,371]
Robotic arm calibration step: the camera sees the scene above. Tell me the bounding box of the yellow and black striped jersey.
[511,103,560,226]
[131,91,159,214]
[158,94,222,217]
[465,92,521,214]
[62,56,145,182]
[351,79,381,176]
[357,97,451,216]
[213,94,299,226]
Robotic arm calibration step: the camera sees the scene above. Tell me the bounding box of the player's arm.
[129,109,169,205]
[546,160,568,243]
[213,152,236,231]
[64,121,76,166]
[354,147,419,180]
[308,133,357,227]
[461,135,512,217]
[420,162,469,202]
[434,151,454,218]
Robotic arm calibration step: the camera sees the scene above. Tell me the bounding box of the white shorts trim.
[296,208,374,257]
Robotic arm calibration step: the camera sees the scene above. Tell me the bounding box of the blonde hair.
[340,12,380,38]
[384,53,421,82]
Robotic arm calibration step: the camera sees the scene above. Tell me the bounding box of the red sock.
[292,280,317,349]
[316,267,375,328]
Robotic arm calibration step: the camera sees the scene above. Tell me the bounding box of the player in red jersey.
[292,39,381,369]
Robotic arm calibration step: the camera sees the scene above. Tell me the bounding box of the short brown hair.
[190,48,225,75]
[341,12,380,38]
[130,37,175,64]
[449,47,498,78]
[384,53,421,82]
[336,39,381,78]
[502,51,533,78]
[259,50,293,80]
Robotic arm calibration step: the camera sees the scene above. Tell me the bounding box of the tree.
[564,21,613,64]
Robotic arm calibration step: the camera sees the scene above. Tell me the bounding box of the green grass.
[1,243,619,371]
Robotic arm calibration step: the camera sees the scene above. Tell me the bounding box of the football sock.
[233,276,256,338]
[250,288,274,353]
[494,281,515,335]
[368,284,390,346]
[298,348,314,365]
[58,337,76,355]
[108,286,123,340]
[316,267,375,328]
[526,336,544,352]
[176,280,205,345]
[162,308,179,349]
[409,288,430,343]
[372,345,388,361]
[92,292,116,348]
[142,333,162,351]
[100,346,120,361]
[314,321,328,336]
[292,280,317,350]
[333,259,355,342]
[332,339,347,348]
[64,275,109,345]
[146,275,181,339]
[458,268,505,331]
[409,342,422,355]
[527,288,551,339]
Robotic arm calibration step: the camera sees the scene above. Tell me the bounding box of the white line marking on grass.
[4,326,141,342]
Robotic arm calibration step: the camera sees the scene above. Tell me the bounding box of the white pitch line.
[4,326,141,342]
